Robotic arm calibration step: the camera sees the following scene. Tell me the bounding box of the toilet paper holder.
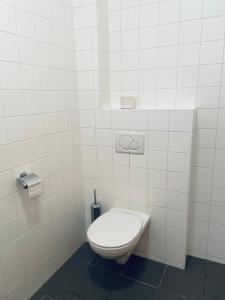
[17,172,42,190]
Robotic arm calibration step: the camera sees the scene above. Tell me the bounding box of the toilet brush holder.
[91,190,101,222]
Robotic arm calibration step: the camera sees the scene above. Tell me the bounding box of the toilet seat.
[87,210,143,249]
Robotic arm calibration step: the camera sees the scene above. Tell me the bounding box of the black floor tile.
[204,260,225,300]
[156,290,192,300]
[107,276,157,300]
[70,242,96,264]
[159,257,207,300]
[186,256,207,275]
[123,255,165,287]
[32,243,225,300]
[30,283,80,300]
[90,254,128,274]
[69,264,119,300]
[206,260,225,276]
[47,259,86,290]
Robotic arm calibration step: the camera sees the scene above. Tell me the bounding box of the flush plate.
[115,133,145,154]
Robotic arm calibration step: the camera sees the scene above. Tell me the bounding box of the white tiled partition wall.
[0,1,85,299]
[81,109,194,269]
[74,0,225,267]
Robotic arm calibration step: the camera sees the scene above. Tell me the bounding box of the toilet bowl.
[87,208,150,264]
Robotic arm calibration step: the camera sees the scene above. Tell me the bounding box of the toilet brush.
[91,189,101,222]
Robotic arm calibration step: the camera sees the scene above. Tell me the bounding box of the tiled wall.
[80,108,193,269]
[1,0,225,296]
[0,0,85,299]
[75,0,225,267]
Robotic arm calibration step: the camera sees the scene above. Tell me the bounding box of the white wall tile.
[168,172,189,193]
[201,16,225,41]
[149,111,169,131]
[179,20,202,44]
[0,2,17,33]
[159,0,179,24]
[149,131,168,151]
[167,190,188,212]
[213,169,225,188]
[203,0,225,17]
[149,205,166,225]
[158,23,179,47]
[207,240,225,260]
[210,205,225,225]
[130,111,148,130]
[130,167,148,186]
[169,111,193,132]
[212,188,225,207]
[140,3,158,27]
[112,110,130,129]
[149,151,167,171]
[6,117,28,143]
[167,209,187,230]
[180,0,202,20]
[149,188,166,207]
[149,169,167,190]
[168,152,190,173]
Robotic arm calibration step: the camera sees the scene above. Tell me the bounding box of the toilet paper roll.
[28,183,42,200]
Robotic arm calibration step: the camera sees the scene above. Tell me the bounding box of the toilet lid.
[87,211,143,248]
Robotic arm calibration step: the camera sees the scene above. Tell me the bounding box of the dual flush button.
[115,133,145,154]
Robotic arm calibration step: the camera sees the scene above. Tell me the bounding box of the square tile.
[90,255,128,275]
[123,255,165,287]
[71,242,96,263]
[69,265,118,300]
[204,261,225,300]
[107,277,157,300]
[156,290,192,299]
[159,256,206,299]
[47,259,86,290]
[31,283,80,300]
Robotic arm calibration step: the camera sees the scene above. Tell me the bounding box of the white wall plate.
[115,132,145,154]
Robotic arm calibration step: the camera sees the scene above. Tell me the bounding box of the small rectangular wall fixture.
[17,172,41,189]
[115,132,144,154]
[120,96,136,109]
[16,172,42,200]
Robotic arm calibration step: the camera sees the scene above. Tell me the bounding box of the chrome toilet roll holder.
[16,172,42,190]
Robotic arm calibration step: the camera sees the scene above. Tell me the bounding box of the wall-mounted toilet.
[87,208,150,264]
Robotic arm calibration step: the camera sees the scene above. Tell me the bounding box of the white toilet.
[87,208,150,264]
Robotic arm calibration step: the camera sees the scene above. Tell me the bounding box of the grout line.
[154,265,167,299]
[120,273,159,289]
[174,0,182,108]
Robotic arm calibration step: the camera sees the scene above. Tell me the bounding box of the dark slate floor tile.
[160,257,206,300]
[90,255,128,275]
[156,290,192,300]
[107,276,157,300]
[69,264,119,300]
[123,255,165,287]
[204,260,225,300]
[47,259,86,290]
[186,256,207,275]
[206,260,225,276]
[70,242,96,264]
[30,283,80,300]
